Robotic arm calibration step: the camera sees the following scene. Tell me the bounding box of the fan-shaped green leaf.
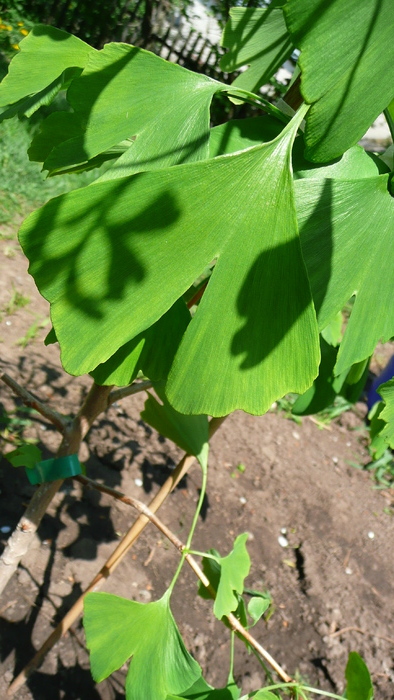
[37,43,227,176]
[296,174,394,375]
[213,533,250,620]
[84,591,201,700]
[220,4,293,94]
[285,0,394,161]
[0,25,93,117]
[20,108,320,416]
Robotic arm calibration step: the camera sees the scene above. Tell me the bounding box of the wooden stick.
[7,416,227,695]
[77,481,291,683]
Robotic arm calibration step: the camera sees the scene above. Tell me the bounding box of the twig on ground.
[7,415,227,696]
[0,381,114,597]
[1,372,68,434]
[330,626,394,646]
[108,380,153,406]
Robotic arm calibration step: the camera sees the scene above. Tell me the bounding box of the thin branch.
[1,372,68,434]
[330,626,394,646]
[7,415,228,695]
[0,381,114,597]
[107,380,153,406]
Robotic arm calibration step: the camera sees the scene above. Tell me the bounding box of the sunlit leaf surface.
[285,0,394,161]
[295,174,394,374]
[0,25,93,117]
[37,43,227,175]
[20,108,320,416]
[220,3,293,94]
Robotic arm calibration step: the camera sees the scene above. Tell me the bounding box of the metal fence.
[5,0,227,80]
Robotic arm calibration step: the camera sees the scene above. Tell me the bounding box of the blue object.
[367,355,394,410]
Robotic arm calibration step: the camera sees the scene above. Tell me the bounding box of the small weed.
[315,396,353,425]
[16,316,50,347]
[0,405,37,448]
[350,449,394,489]
[5,285,30,314]
[272,394,303,424]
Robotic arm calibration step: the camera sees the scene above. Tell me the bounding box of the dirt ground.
[1,234,394,700]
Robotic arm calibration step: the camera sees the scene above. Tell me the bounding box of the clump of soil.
[1,236,394,699]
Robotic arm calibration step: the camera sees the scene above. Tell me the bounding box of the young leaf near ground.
[344,652,373,700]
[220,3,293,94]
[208,533,250,620]
[141,386,209,470]
[295,174,394,375]
[284,0,394,161]
[0,25,93,119]
[35,43,228,176]
[83,590,201,700]
[247,595,270,626]
[90,299,191,386]
[20,107,320,416]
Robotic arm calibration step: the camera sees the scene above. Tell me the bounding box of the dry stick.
[7,415,227,696]
[330,626,394,646]
[0,378,114,597]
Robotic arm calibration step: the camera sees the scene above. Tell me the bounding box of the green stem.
[259,682,345,699]
[168,463,208,594]
[228,630,235,684]
[224,86,290,124]
[187,549,218,561]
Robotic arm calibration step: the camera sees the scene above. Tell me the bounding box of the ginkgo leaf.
[247,596,270,625]
[141,387,209,469]
[38,43,227,175]
[220,3,293,94]
[213,533,250,620]
[284,0,394,161]
[91,299,191,386]
[0,25,93,117]
[20,107,320,416]
[295,174,394,375]
[84,591,201,700]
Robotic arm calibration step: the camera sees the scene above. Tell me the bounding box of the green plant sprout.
[0,0,393,697]
[5,284,30,314]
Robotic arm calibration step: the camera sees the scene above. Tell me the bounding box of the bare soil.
[1,235,394,700]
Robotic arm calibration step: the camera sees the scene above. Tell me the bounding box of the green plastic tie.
[25,454,82,485]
